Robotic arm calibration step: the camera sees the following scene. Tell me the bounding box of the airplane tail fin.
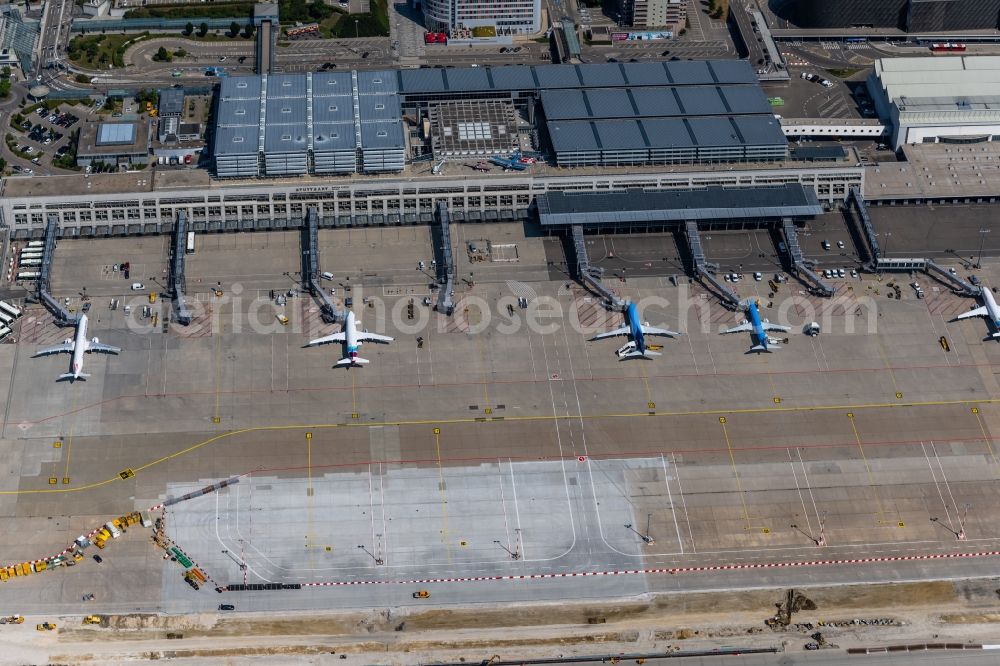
[336,357,369,366]
[57,372,89,381]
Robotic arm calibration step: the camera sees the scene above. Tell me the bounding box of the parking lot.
[6,102,87,175]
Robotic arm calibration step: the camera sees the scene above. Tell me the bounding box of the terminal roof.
[536,184,823,226]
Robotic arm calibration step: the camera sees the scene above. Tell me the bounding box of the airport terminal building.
[214,61,790,177]
[868,56,1000,149]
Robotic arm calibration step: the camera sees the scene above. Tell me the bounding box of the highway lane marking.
[4,397,1000,496]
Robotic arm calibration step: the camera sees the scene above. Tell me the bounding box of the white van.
[320,271,334,281]
[131,282,144,291]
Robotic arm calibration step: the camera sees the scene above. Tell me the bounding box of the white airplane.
[305,310,393,367]
[952,286,1000,338]
[33,314,120,381]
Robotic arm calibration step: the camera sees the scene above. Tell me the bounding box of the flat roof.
[396,60,758,97]
[158,88,184,116]
[547,116,787,152]
[97,122,137,146]
[215,73,405,158]
[77,120,149,157]
[536,184,823,225]
[874,56,1000,103]
[541,85,772,121]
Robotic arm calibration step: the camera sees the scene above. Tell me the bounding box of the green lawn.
[68,33,149,69]
[124,2,254,19]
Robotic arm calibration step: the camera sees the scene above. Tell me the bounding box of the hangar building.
[867,56,1000,150]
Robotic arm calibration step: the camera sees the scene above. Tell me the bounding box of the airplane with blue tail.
[590,302,681,360]
[721,300,790,353]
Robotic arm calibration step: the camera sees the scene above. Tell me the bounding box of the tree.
[230,20,240,37]
[154,46,172,62]
[242,23,256,38]
[198,21,209,37]
[184,21,194,36]
[174,48,187,57]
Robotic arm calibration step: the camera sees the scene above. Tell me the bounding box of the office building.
[622,0,687,31]
[422,0,541,35]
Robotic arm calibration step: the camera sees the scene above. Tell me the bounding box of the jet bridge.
[780,219,835,297]
[301,207,341,324]
[873,257,979,296]
[433,202,456,316]
[571,225,626,310]
[169,211,193,326]
[37,214,77,326]
[684,221,741,310]
[847,187,882,265]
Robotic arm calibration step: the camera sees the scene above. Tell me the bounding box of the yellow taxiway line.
[2,395,997,496]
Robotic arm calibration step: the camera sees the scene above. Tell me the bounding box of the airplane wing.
[720,322,753,335]
[33,342,74,357]
[590,326,630,341]
[640,325,681,337]
[86,342,120,354]
[761,322,791,333]
[955,306,989,321]
[357,332,393,343]
[305,332,346,346]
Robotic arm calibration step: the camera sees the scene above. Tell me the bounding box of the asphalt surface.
[550,651,1000,666]
[5,221,1000,618]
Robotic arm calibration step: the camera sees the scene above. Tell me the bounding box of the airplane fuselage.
[344,311,361,365]
[71,314,88,379]
[746,302,768,349]
[984,288,1000,330]
[625,303,646,355]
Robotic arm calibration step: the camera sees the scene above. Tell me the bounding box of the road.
[553,651,1000,666]
[35,0,73,77]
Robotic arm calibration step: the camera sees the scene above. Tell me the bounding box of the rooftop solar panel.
[312,121,357,151]
[444,68,492,91]
[577,63,627,87]
[665,60,714,84]
[534,64,582,89]
[675,87,727,115]
[312,71,354,96]
[267,74,307,98]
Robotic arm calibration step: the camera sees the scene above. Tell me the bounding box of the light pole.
[357,544,383,565]
[625,523,653,544]
[493,539,520,559]
[977,228,990,269]
[355,19,359,39]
